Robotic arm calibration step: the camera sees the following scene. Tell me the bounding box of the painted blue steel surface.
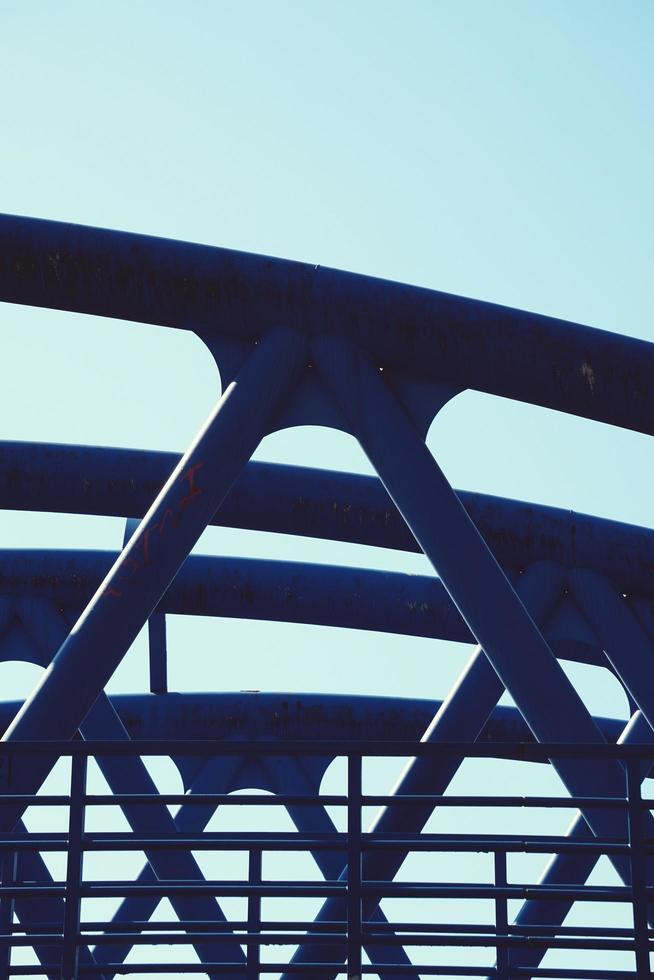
[0,549,613,668]
[1,441,653,599]
[498,709,654,978]
[0,738,652,979]
[283,562,563,974]
[1,215,653,434]
[2,329,304,784]
[0,215,653,977]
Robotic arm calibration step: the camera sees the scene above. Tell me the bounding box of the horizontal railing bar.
[0,881,643,901]
[80,792,649,808]
[6,919,648,939]
[0,791,647,808]
[0,961,630,978]
[0,836,639,859]
[0,738,653,759]
[60,919,654,937]
[64,962,642,976]
[7,929,643,952]
[0,964,644,978]
[53,930,651,952]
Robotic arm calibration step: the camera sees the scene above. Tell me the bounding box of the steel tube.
[303,336,654,972]
[0,326,305,818]
[1,441,653,600]
[11,554,250,974]
[2,214,654,434]
[283,562,562,976]
[314,339,628,779]
[492,711,654,977]
[572,569,654,732]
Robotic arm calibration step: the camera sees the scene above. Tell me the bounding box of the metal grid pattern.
[1,740,653,978]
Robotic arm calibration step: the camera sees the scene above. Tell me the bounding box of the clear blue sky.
[0,2,653,973]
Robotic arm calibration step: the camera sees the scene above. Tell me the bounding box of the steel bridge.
[0,214,653,978]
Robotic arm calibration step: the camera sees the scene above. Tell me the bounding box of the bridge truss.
[0,215,653,977]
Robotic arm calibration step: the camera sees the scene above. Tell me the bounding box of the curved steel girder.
[0,549,608,666]
[0,441,653,598]
[0,692,628,772]
[1,214,653,433]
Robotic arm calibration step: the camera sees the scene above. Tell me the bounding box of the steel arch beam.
[1,214,653,433]
[1,441,653,599]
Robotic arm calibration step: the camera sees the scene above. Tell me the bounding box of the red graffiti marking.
[180,462,205,509]
[103,460,206,598]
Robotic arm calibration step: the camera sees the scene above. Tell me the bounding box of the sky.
[0,1,653,975]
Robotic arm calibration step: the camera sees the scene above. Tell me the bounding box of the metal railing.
[0,739,652,978]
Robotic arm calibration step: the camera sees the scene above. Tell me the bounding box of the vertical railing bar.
[347,753,362,980]
[247,847,262,980]
[494,848,509,980]
[147,612,168,694]
[61,753,87,980]
[627,759,650,977]
[0,848,17,980]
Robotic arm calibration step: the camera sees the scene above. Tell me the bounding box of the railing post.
[247,847,262,980]
[347,753,363,980]
[493,849,509,980]
[627,759,651,977]
[61,752,87,980]
[0,848,17,980]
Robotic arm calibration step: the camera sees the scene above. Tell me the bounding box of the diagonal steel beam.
[498,579,654,977]
[12,824,104,980]
[18,601,247,976]
[294,336,654,976]
[313,336,637,819]
[281,562,562,976]
[274,756,419,979]
[0,326,305,829]
[80,696,245,973]
[490,709,654,978]
[91,755,241,971]
[572,569,654,733]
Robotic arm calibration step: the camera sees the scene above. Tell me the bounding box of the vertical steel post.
[282,760,417,978]
[347,754,363,980]
[12,833,97,979]
[627,760,651,977]
[61,753,87,980]
[0,327,305,824]
[247,848,262,980]
[148,612,168,694]
[0,849,17,980]
[490,709,654,980]
[493,850,509,980]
